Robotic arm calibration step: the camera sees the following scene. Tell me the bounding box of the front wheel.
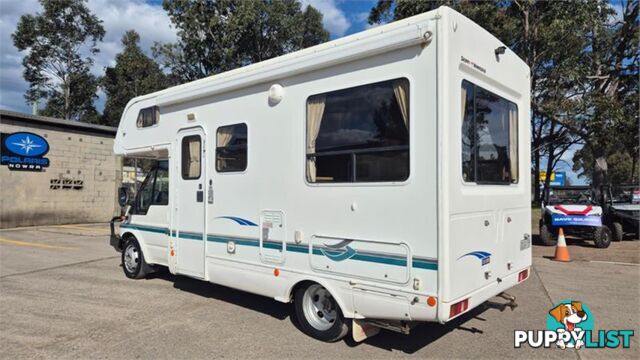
[593,227,612,249]
[294,283,349,342]
[122,237,150,279]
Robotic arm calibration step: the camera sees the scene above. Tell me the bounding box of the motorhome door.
[175,128,206,278]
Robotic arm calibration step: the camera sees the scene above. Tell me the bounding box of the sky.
[0,0,377,115]
[0,0,628,185]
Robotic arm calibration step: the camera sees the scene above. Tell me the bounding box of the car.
[539,185,612,248]
[603,184,640,241]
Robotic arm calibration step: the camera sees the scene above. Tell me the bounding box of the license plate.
[520,237,531,250]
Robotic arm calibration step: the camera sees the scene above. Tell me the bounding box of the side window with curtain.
[460,80,518,184]
[306,78,410,183]
[216,124,247,172]
[181,135,201,180]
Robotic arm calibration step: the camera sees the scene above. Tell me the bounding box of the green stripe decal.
[123,224,437,270]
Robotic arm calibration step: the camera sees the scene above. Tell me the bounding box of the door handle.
[196,190,204,202]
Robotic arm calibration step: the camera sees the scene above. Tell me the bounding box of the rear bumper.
[441,267,528,322]
[109,216,123,252]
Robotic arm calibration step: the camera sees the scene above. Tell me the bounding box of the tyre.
[593,227,612,249]
[610,222,624,241]
[539,223,557,246]
[121,237,150,279]
[294,283,349,342]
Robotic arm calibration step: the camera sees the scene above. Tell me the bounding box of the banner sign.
[551,214,601,227]
[540,171,566,186]
[1,132,50,171]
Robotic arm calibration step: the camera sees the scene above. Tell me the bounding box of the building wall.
[0,119,121,228]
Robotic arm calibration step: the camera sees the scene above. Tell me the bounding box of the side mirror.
[118,186,130,208]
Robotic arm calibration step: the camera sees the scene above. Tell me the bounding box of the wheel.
[539,223,557,246]
[610,222,624,241]
[121,237,150,279]
[593,227,612,249]
[294,283,349,342]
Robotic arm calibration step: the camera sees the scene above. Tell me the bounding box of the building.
[0,110,121,228]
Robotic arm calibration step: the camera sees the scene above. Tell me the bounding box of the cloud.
[0,0,177,114]
[302,0,351,37]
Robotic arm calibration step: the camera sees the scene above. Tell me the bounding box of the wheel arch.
[285,277,354,318]
[121,231,154,264]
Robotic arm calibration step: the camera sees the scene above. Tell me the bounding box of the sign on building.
[1,132,50,171]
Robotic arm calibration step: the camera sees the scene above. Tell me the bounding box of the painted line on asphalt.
[0,237,76,250]
[0,256,118,279]
[589,260,639,267]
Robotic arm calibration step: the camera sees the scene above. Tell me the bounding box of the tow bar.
[485,292,518,312]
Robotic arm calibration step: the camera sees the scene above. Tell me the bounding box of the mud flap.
[352,319,381,342]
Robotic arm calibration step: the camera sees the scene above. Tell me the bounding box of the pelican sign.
[1,132,50,171]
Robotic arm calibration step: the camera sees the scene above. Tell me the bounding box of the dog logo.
[515,300,634,349]
[548,301,590,349]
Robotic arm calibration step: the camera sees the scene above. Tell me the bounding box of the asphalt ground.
[0,224,638,359]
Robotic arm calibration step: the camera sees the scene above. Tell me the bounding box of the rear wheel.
[294,283,349,342]
[610,222,624,241]
[593,227,612,249]
[122,237,150,279]
[539,223,556,246]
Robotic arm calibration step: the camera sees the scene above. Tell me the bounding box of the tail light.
[518,269,529,282]
[449,298,469,318]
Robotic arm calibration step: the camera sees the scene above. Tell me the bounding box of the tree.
[12,0,105,122]
[153,0,329,83]
[101,30,168,127]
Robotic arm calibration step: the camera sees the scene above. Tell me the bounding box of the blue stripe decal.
[215,216,258,226]
[120,224,169,235]
[124,224,438,270]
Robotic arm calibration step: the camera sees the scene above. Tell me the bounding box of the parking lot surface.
[1,224,638,359]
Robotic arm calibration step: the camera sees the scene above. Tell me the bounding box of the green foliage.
[153,0,330,82]
[101,31,168,127]
[573,148,639,185]
[11,0,105,122]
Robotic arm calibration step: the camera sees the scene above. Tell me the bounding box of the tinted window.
[136,170,156,214]
[306,78,410,183]
[136,106,159,128]
[152,166,169,205]
[216,124,247,172]
[461,80,518,184]
[181,135,201,179]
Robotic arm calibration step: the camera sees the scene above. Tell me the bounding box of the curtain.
[461,86,467,121]
[393,79,409,131]
[216,127,234,170]
[508,104,518,183]
[306,95,326,182]
[188,139,201,177]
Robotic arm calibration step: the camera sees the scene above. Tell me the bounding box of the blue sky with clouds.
[0,0,377,115]
[0,0,628,185]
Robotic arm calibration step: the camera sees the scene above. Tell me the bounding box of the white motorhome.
[111,6,531,342]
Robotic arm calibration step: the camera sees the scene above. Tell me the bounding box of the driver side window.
[136,170,156,215]
[134,164,169,215]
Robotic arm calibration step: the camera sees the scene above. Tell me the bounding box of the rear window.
[461,80,518,184]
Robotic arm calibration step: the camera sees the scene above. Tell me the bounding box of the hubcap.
[123,244,139,273]
[302,284,338,331]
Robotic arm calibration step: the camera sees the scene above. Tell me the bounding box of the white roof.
[123,7,447,111]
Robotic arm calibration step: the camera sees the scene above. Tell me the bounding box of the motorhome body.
[111,6,532,341]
